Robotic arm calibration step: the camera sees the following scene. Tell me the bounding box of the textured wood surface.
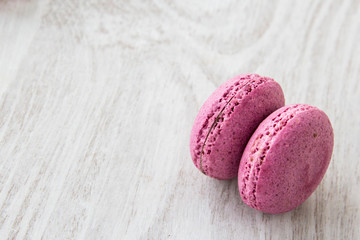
[0,0,359,239]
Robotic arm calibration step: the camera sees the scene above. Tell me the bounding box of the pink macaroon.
[190,74,285,180]
[238,104,334,214]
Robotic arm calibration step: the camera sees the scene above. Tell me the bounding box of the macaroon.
[190,74,285,179]
[238,104,334,214]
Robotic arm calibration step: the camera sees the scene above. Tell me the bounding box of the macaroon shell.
[256,108,333,213]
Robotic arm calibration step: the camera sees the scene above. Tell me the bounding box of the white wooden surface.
[0,0,359,239]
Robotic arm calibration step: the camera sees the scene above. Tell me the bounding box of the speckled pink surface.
[238,104,334,214]
[190,74,285,179]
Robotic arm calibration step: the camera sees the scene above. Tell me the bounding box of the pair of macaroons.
[190,74,334,214]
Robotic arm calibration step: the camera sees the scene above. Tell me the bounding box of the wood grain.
[0,0,359,239]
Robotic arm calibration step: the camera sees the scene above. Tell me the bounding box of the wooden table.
[0,1,359,239]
